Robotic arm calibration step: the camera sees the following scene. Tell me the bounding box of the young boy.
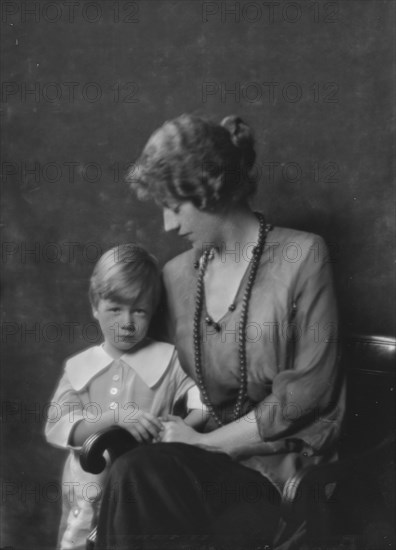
[45,244,205,550]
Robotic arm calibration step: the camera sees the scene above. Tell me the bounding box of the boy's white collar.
[65,340,175,391]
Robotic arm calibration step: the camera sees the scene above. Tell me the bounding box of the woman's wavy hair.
[127,114,257,211]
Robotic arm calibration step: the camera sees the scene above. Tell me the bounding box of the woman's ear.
[220,115,243,142]
[92,306,99,320]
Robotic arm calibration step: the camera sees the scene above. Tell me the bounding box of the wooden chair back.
[341,334,395,455]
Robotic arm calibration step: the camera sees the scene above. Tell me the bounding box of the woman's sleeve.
[45,371,85,449]
[254,235,344,449]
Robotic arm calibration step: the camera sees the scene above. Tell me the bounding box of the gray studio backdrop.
[1,1,395,547]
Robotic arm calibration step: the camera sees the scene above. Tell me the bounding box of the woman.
[96,114,345,549]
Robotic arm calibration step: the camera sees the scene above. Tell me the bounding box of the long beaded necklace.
[193,213,272,426]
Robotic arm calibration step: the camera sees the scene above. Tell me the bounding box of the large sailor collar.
[65,341,175,392]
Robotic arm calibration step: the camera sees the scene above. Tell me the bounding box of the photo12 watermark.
[1,81,140,104]
[202,2,340,24]
[1,398,339,427]
[1,161,134,189]
[1,321,101,345]
[1,479,103,504]
[202,81,340,104]
[202,319,339,345]
[1,1,140,24]
[1,158,340,191]
[1,241,105,264]
[1,237,341,267]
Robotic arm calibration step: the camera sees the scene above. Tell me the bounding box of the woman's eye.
[165,203,180,214]
[109,307,120,312]
[135,309,145,314]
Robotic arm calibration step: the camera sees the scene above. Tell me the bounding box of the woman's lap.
[96,443,281,550]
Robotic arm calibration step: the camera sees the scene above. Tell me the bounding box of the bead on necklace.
[193,213,272,426]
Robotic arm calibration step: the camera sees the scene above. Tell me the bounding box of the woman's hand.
[157,415,238,456]
[158,415,203,445]
[120,408,163,443]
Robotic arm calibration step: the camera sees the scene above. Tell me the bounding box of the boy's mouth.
[120,333,136,340]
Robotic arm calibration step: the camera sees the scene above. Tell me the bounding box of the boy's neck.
[102,337,151,359]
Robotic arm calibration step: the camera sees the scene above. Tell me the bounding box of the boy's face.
[92,297,153,356]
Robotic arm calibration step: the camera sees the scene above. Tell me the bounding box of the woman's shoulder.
[161,227,328,275]
[268,226,331,268]
[270,226,325,246]
[163,248,196,277]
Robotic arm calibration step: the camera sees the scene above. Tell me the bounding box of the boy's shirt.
[46,339,201,449]
[46,339,203,549]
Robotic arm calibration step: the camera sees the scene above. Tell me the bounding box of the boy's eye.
[109,307,120,312]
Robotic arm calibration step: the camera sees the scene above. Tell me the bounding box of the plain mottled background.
[1,1,395,547]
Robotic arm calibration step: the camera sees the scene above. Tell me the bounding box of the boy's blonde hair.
[89,244,161,309]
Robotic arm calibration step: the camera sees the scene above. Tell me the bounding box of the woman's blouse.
[162,226,346,489]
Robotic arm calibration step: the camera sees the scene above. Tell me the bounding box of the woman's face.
[163,201,220,249]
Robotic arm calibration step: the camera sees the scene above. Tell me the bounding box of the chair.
[80,334,396,549]
[280,334,395,548]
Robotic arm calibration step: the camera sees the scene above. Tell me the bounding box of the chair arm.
[281,434,395,525]
[79,427,138,474]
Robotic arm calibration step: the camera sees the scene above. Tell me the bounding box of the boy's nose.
[121,310,135,328]
[163,208,179,232]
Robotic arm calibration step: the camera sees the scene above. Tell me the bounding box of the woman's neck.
[211,206,261,260]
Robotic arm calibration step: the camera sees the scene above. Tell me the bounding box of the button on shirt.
[45,340,202,450]
[45,340,205,550]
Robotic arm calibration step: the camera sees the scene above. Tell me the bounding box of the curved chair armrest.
[79,427,139,474]
[281,434,395,524]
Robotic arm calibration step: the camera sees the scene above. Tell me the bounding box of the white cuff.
[186,386,207,411]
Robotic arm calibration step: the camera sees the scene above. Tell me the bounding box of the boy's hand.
[158,415,202,445]
[119,407,163,443]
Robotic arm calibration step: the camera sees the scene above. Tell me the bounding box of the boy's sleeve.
[186,385,206,411]
[169,351,207,412]
[45,370,85,449]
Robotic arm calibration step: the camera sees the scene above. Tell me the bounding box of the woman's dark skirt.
[96,442,281,550]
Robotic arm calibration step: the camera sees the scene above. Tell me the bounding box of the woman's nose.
[163,208,179,232]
